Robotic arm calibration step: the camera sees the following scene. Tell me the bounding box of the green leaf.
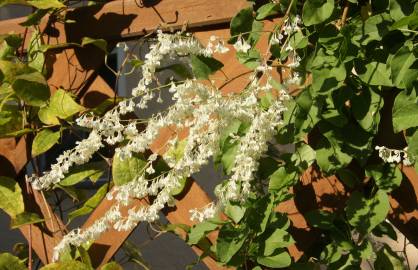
[372,221,397,240]
[20,9,49,26]
[225,202,246,223]
[68,183,109,222]
[39,89,85,125]
[0,128,34,138]
[0,253,26,270]
[0,176,24,217]
[374,245,405,270]
[256,3,280,20]
[88,97,122,116]
[129,59,143,68]
[32,129,60,157]
[187,221,218,245]
[346,190,390,235]
[305,210,336,230]
[248,20,264,46]
[57,185,87,202]
[78,246,92,267]
[247,195,274,233]
[389,0,414,21]
[257,250,292,268]
[268,167,297,191]
[353,14,392,46]
[311,65,346,93]
[263,229,295,256]
[10,212,44,229]
[60,161,107,186]
[27,0,65,9]
[318,24,344,53]
[366,164,402,192]
[406,128,418,159]
[51,89,85,119]
[0,35,22,59]
[81,37,107,52]
[40,260,92,270]
[216,223,248,263]
[230,7,254,43]
[112,153,146,186]
[170,177,187,196]
[221,143,238,174]
[260,90,275,109]
[355,60,393,86]
[351,86,382,133]
[320,242,343,264]
[289,31,308,50]
[121,240,148,267]
[191,55,223,79]
[292,143,316,170]
[165,139,186,162]
[315,134,352,174]
[391,13,418,30]
[302,0,335,26]
[156,63,192,79]
[336,168,359,188]
[28,29,45,73]
[0,60,27,83]
[389,45,418,89]
[100,262,123,270]
[0,105,22,136]
[12,71,50,106]
[392,91,418,133]
[236,49,261,69]
[38,106,59,125]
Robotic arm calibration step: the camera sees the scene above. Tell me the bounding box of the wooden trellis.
[1,1,418,269]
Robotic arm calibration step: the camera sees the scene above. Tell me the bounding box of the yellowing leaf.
[81,37,107,52]
[32,129,60,157]
[49,89,85,119]
[112,153,146,186]
[10,212,44,229]
[27,0,65,9]
[12,71,50,106]
[40,260,92,270]
[0,176,24,218]
[0,253,26,270]
[39,89,84,124]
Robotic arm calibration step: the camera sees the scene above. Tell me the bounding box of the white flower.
[285,43,293,52]
[270,32,283,45]
[145,164,155,174]
[189,202,218,222]
[233,37,251,53]
[375,146,414,165]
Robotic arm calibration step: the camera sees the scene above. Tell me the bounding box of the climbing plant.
[0,0,418,269]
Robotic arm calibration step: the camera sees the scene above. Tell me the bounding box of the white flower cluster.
[132,31,216,109]
[28,31,288,260]
[270,15,303,85]
[375,146,414,166]
[233,36,251,53]
[189,202,217,222]
[28,131,103,190]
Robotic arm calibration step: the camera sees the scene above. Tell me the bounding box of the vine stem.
[341,1,350,27]
[25,181,33,270]
[218,70,253,90]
